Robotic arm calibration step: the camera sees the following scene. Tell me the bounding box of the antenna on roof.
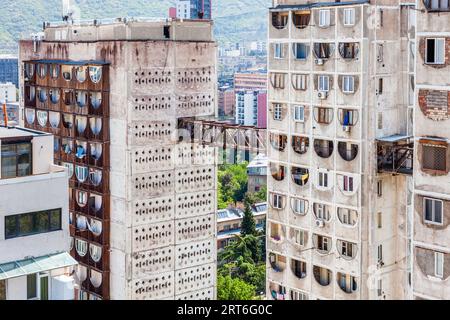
[62,0,81,24]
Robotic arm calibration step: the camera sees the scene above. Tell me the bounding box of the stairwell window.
[342,76,355,93]
[424,198,443,225]
[343,8,355,26]
[318,172,328,188]
[426,38,445,65]
[293,105,305,122]
[274,43,285,59]
[318,75,330,92]
[435,252,444,278]
[273,103,282,120]
[319,10,331,27]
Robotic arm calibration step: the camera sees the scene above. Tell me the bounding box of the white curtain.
[87,218,103,236]
[90,270,103,288]
[90,143,103,160]
[76,116,87,134]
[75,166,89,183]
[76,214,87,230]
[25,108,35,124]
[89,244,102,263]
[90,117,102,135]
[89,169,102,186]
[89,66,103,83]
[90,92,102,109]
[49,111,60,128]
[75,239,88,257]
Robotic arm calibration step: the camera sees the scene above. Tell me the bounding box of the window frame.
[342,76,355,93]
[4,208,62,240]
[274,43,285,59]
[1,140,33,179]
[425,38,446,65]
[273,103,283,121]
[293,105,305,122]
[423,197,444,226]
[318,75,330,92]
[318,171,329,188]
[318,9,331,27]
[435,251,444,278]
[343,8,355,26]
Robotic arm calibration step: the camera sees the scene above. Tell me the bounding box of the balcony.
[268,252,286,283]
[377,135,413,175]
[268,282,287,301]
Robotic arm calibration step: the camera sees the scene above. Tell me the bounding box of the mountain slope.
[0,0,271,51]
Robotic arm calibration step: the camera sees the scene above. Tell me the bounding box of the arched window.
[90,92,102,109]
[270,133,287,152]
[75,141,87,159]
[49,112,60,128]
[37,87,47,102]
[50,65,60,79]
[292,136,309,155]
[61,138,73,155]
[291,259,307,279]
[25,63,35,79]
[291,167,309,186]
[338,109,359,127]
[313,203,331,222]
[314,139,334,158]
[89,244,102,262]
[314,107,333,124]
[76,116,87,134]
[37,64,47,78]
[62,65,72,81]
[37,111,48,127]
[89,169,103,186]
[89,66,103,83]
[291,198,308,215]
[313,43,335,59]
[76,67,87,83]
[313,265,332,286]
[337,273,358,293]
[49,89,60,104]
[292,43,310,60]
[338,42,360,59]
[313,234,332,254]
[272,12,288,29]
[337,208,358,227]
[269,253,287,272]
[75,91,88,108]
[75,239,88,257]
[270,162,286,181]
[337,240,358,260]
[338,142,358,161]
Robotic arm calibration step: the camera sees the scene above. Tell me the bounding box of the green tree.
[217,275,255,300]
[219,234,261,264]
[241,202,256,236]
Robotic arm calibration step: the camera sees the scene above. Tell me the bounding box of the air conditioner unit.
[343,125,351,132]
[315,219,325,228]
[318,91,328,100]
[315,58,324,65]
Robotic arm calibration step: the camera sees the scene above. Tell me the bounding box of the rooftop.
[248,154,268,169]
[0,126,48,140]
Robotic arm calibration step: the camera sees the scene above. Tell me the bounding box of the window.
[426,38,445,64]
[339,43,359,59]
[292,136,309,155]
[377,212,382,229]
[313,43,334,59]
[163,26,170,39]
[294,105,305,122]
[270,73,286,89]
[27,274,37,300]
[343,8,355,26]
[314,139,334,158]
[318,75,330,92]
[337,208,357,226]
[1,141,32,179]
[272,194,284,209]
[377,279,383,297]
[290,290,308,300]
[319,10,330,27]
[342,176,354,192]
[274,43,284,59]
[272,12,288,29]
[273,103,282,120]
[422,144,447,172]
[318,172,328,188]
[340,241,355,258]
[435,252,444,278]
[75,239,88,257]
[378,78,383,94]
[294,229,307,246]
[270,133,287,151]
[292,167,309,186]
[292,74,307,90]
[424,198,443,225]
[293,43,309,60]
[377,180,383,197]
[4,209,62,239]
[427,0,450,10]
[342,76,355,93]
[378,245,383,263]
[316,235,330,251]
[314,203,330,221]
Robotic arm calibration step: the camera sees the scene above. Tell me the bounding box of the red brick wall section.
[418,89,450,121]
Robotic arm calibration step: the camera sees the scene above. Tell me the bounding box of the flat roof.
[376,134,412,143]
[0,252,77,281]
[23,59,109,66]
[0,126,49,139]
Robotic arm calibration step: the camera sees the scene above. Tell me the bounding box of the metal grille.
[423,145,447,171]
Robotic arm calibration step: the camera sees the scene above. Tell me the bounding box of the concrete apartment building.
[19,18,218,300]
[0,126,77,300]
[266,0,419,300]
[235,73,268,91]
[412,1,450,300]
[218,86,235,117]
[176,0,212,20]
[235,90,267,127]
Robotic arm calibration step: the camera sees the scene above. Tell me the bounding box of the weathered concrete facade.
[267,0,413,300]
[412,2,450,300]
[19,19,217,300]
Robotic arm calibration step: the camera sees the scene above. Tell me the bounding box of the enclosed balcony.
[269,252,286,273]
[272,12,289,29]
[337,240,358,260]
[377,135,413,175]
[313,233,332,255]
[292,10,310,29]
[292,136,309,155]
[338,142,358,162]
[314,139,334,158]
[269,222,285,243]
[291,166,309,186]
[270,162,286,181]
[338,109,358,132]
[270,133,287,152]
[268,282,287,301]
[338,42,360,60]
[337,273,358,295]
[313,265,332,286]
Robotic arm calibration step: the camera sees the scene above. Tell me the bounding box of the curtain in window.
[76,67,87,83]
[75,239,88,257]
[89,66,103,83]
[61,139,73,155]
[62,114,73,129]
[62,162,74,178]
[76,265,88,282]
[90,270,103,288]
[76,214,87,230]
[75,91,87,108]
[75,165,89,183]
[292,74,307,90]
[90,92,102,109]
[89,169,103,186]
[88,219,103,236]
[76,116,87,134]
[89,244,102,262]
[92,194,102,212]
[37,88,47,102]
[76,141,87,159]
[76,190,88,207]
[90,143,103,160]
[49,111,60,128]
[25,108,35,125]
[90,117,102,135]
[49,89,60,104]
[37,111,48,127]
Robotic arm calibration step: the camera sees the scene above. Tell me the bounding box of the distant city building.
[218,87,235,117]
[176,0,212,19]
[0,102,19,126]
[235,90,267,128]
[247,154,268,193]
[0,126,77,300]
[234,73,267,91]
[176,0,191,19]
[0,55,18,88]
[217,203,267,249]
[0,82,17,103]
